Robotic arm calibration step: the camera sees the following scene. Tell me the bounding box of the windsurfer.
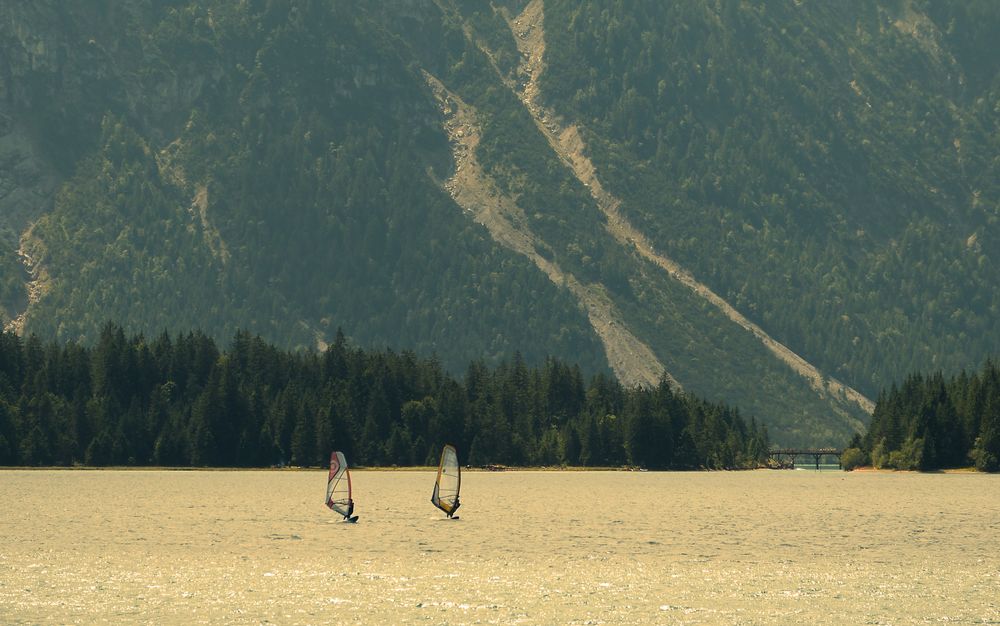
[432,444,462,518]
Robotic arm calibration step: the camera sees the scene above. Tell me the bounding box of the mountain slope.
[386,0,871,442]
[1,1,608,377]
[1,0,997,445]
[497,0,872,413]
[537,0,1000,397]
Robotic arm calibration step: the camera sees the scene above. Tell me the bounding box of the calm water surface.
[1,469,999,624]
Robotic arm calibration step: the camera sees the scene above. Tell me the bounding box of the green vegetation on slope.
[540,0,1000,396]
[401,0,868,444]
[9,1,607,376]
[0,245,26,324]
[2,0,997,446]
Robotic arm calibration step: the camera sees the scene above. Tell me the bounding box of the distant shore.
[848,466,980,474]
[0,464,642,472]
[1,464,989,473]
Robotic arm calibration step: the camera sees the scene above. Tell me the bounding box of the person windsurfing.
[327,451,359,523]
[431,444,461,519]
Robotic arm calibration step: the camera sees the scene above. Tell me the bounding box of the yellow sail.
[431,444,461,517]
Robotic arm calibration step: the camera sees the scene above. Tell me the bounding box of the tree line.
[0,324,769,469]
[843,359,1000,471]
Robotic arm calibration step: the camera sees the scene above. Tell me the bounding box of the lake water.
[1,469,998,624]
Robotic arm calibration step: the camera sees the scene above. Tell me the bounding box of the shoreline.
[0,464,640,472]
[849,465,979,474]
[0,464,987,473]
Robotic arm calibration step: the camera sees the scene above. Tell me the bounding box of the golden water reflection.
[2,469,998,624]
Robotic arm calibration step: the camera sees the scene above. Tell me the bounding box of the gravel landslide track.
[423,71,671,389]
[498,0,873,417]
[4,226,48,335]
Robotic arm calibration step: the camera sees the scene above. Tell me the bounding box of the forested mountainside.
[1,0,997,446]
[537,0,1000,395]
[0,0,607,377]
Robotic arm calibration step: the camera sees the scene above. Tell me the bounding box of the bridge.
[768,448,843,470]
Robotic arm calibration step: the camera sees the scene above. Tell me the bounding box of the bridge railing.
[767,448,843,469]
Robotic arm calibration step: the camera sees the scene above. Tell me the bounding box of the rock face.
[0,1,227,322]
[1,5,57,236]
[0,114,56,245]
[0,2,141,238]
[0,5,70,319]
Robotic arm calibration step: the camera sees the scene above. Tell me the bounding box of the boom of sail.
[326,451,356,521]
[431,444,461,518]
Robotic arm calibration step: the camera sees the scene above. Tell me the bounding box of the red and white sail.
[326,451,353,517]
